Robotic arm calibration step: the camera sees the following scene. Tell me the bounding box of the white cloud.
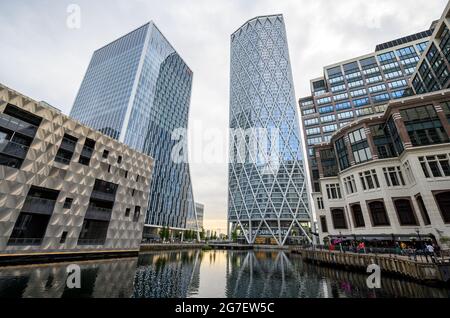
[0,0,446,233]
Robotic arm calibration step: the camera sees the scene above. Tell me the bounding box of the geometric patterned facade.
[228,15,311,246]
[0,83,153,255]
[70,22,198,234]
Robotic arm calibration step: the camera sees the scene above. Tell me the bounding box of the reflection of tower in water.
[225,251,322,298]
[0,258,138,298]
[133,250,201,298]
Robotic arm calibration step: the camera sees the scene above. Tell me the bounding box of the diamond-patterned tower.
[228,15,311,246]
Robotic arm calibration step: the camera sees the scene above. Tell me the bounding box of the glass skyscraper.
[228,15,311,246]
[70,22,198,235]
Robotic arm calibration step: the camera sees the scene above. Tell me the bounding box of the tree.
[200,228,206,240]
[231,229,238,242]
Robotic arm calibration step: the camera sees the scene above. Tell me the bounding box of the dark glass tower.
[70,22,198,234]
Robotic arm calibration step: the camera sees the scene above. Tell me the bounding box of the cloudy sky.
[0,0,446,233]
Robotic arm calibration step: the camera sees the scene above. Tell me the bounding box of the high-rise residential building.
[411,1,450,94]
[228,15,311,246]
[0,83,153,261]
[299,23,435,197]
[70,22,199,238]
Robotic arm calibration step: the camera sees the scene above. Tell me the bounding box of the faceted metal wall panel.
[228,15,311,246]
[0,84,154,254]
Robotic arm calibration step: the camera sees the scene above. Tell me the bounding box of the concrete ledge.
[0,249,139,266]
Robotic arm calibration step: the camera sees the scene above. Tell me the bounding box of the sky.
[0,0,447,234]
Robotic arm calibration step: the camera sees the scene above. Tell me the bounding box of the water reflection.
[0,250,449,298]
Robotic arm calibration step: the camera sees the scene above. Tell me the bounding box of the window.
[351,204,365,228]
[435,191,450,223]
[335,137,349,170]
[321,148,338,177]
[133,206,141,222]
[323,124,337,133]
[377,51,396,62]
[320,216,328,233]
[368,201,390,226]
[335,101,351,111]
[353,97,369,107]
[306,127,321,136]
[136,175,140,182]
[383,166,406,187]
[326,184,342,200]
[117,155,122,164]
[370,124,396,159]
[388,79,408,89]
[344,175,357,194]
[305,118,319,126]
[331,84,346,93]
[372,93,390,103]
[386,116,404,155]
[102,150,109,159]
[443,102,450,124]
[317,197,324,210]
[416,195,431,226]
[391,90,405,99]
[124,170,128,179]
[125,208,131,217]
[334,93,349,101]
[319,105,334,114]
[350,89,367,97]
[356,107,374,117]
[394,199,418,226]
[320,115,336,123]
[303,108,315,116]
[308,137,322,146]
[63,198,73,209]
[331,208,347,229]
[317,97,332,105]
[402,161,416,184]
[400,105,448,146]
[348,80,364,88]
[338,111,354,120]
[366,75,383,84]
[55,134,78,165]
[419,154,450,178]
[348,128,372,164]
[368,84,386,94]
[60,231,68,244]
[359,169,380,191]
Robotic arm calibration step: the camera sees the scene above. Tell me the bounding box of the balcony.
[85,205,113,221]
[81,146,94,158]
[90,190,116,202]
[21,197,56,215]
[0,113,38,138]
[59,138,77,152]
[0,139,29,159]
[77,238,105,246]
[7,237,43,246]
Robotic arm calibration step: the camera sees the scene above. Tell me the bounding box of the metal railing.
[77,238,105,246]
[59,138,77,151]
[90,190,116,202]
[85,205,112,221]
[7,237,43,246]
[0,139,29,159]
[21,197,56,215]
[0,113,38,137]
